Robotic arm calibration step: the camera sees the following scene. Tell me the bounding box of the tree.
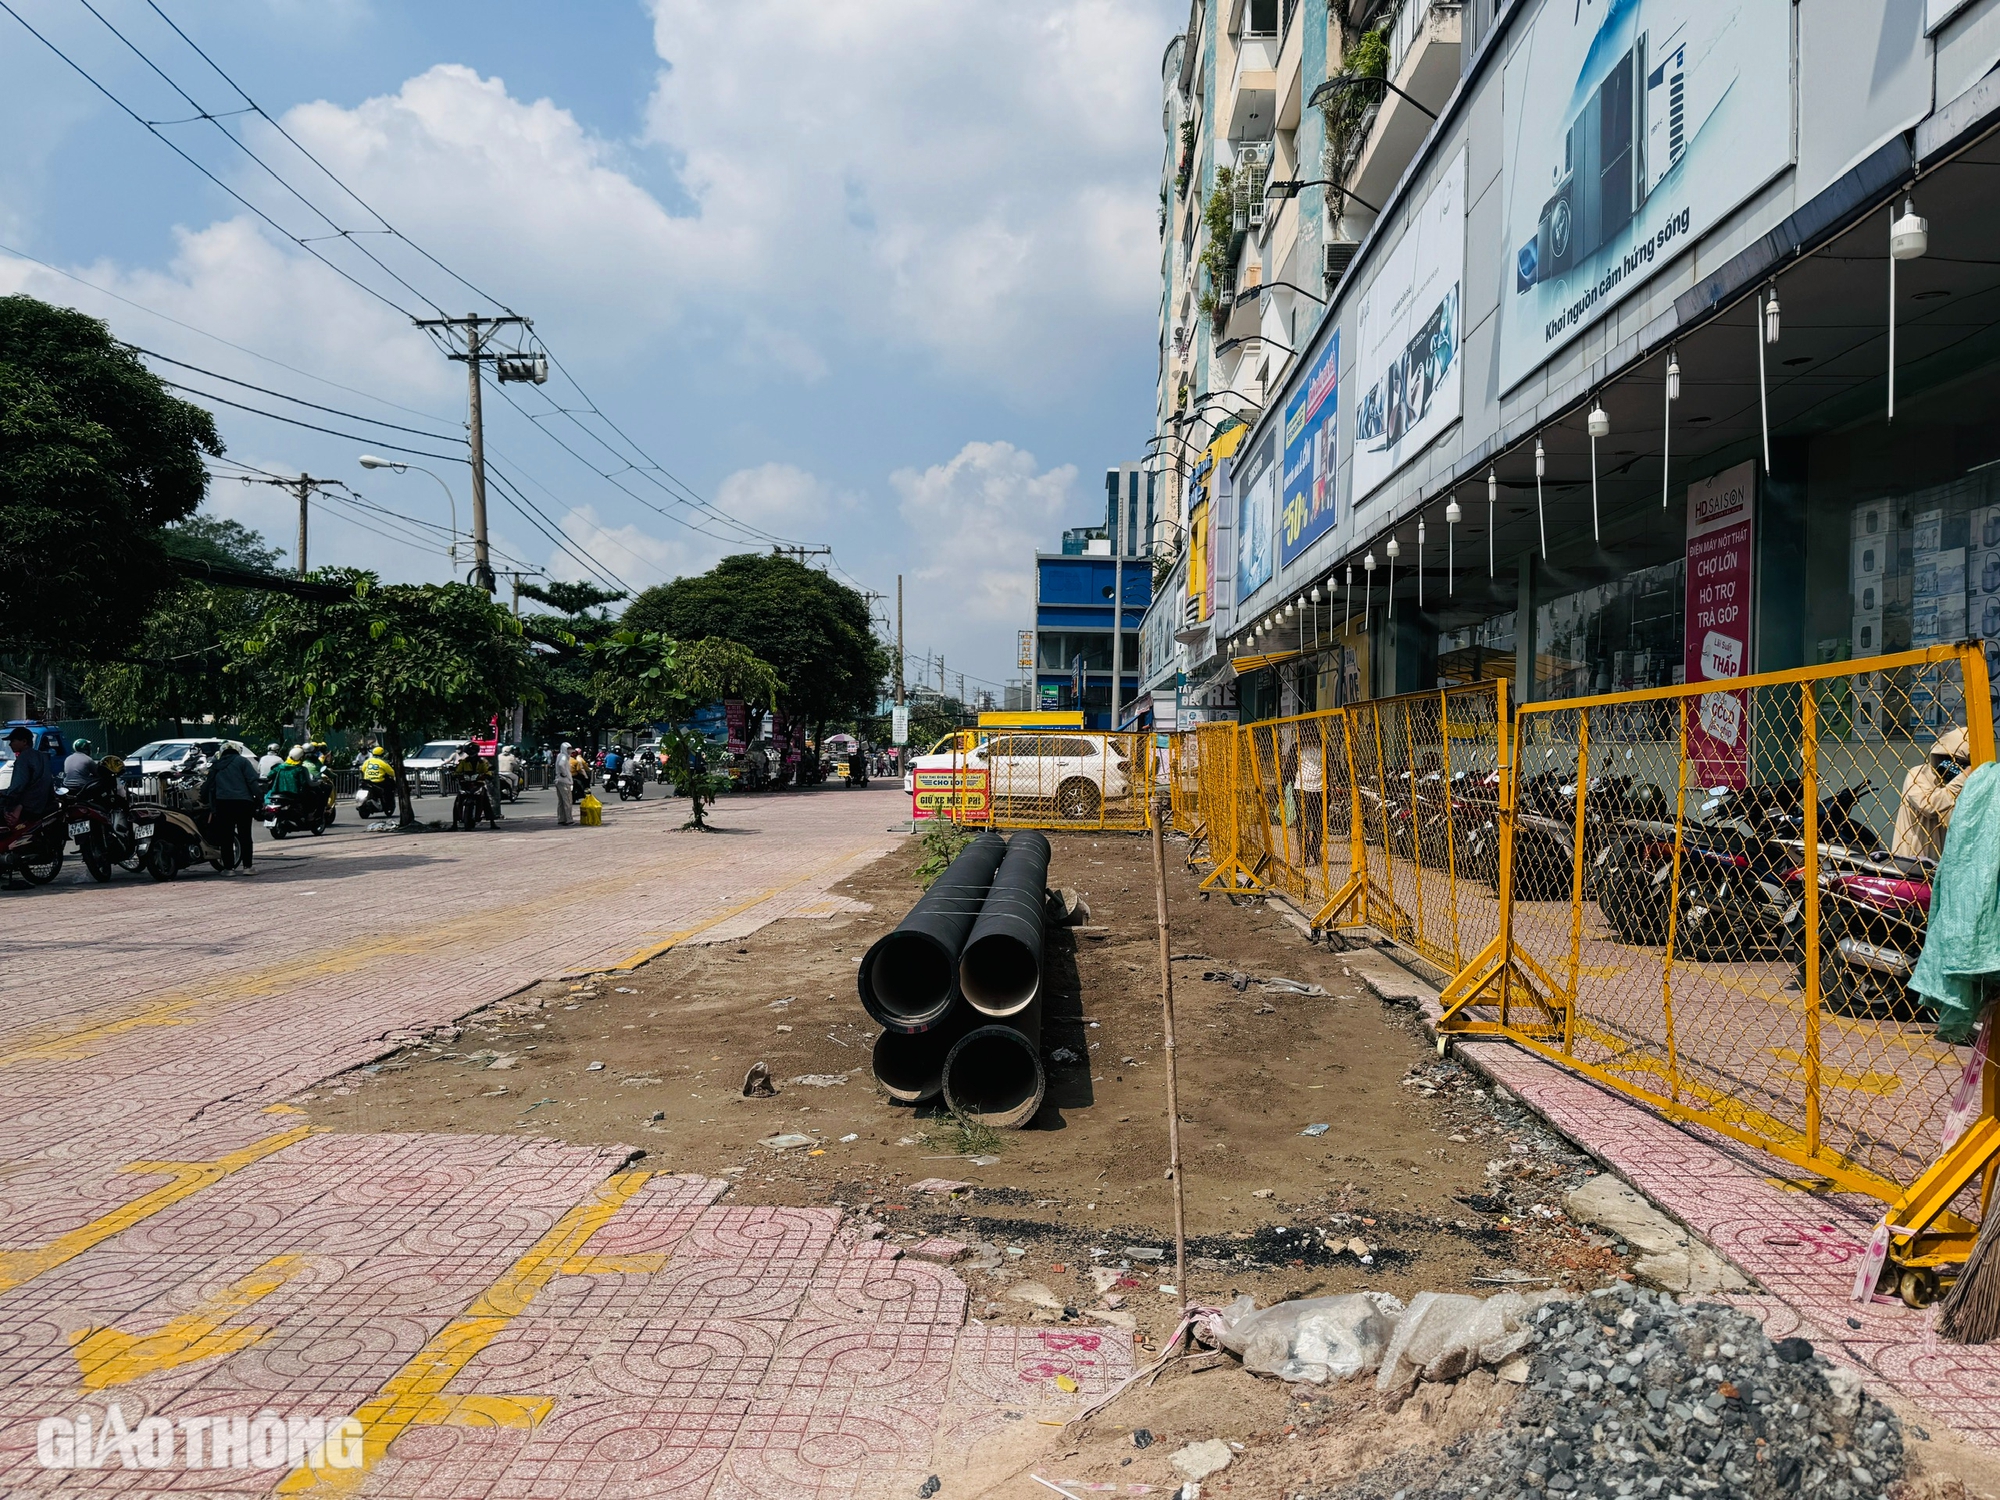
[622,556,886,741]
[241,570,535,826]
[517,579,625,748]
[82,513,284,735]
[589,630,781,830]
[0,296,223,658]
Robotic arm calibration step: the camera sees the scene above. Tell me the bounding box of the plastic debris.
[1201,1291,1404,1383]
[742,1062,776,1098]
[759,1133,815,1150]
[1300,1123,1331,1137]
[1375,1289,1553,1395]
[790,1074,848,1087]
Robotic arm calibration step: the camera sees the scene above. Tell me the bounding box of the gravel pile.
[1319,1283,1903,1500]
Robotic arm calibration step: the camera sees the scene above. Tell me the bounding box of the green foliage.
[589,630,781,829]
[518,583,624,746]
[1197,165,1238,317]
[1175,118,1196,195]
[83,512,285,731]
[914,819,976,890]
[922,1109,1002,1158]
[0,295,223,658]
[241,571,536,824]
[1319,27,1390,186]
[622,555,887,732]
[517,578,624,616]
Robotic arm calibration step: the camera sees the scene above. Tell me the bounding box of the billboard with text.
[1280,328,1340,567]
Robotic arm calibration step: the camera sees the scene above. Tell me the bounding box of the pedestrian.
[554,741,575,826]
[205,741,262,875]
[1296,721,1326,868]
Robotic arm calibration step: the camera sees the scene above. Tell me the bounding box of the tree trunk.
[385,723,418,828]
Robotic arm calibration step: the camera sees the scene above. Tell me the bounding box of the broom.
[1935,992,2000,1343]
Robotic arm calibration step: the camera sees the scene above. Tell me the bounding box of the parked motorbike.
[1809,853,1934,1019]
[261,788,335,839]
[132,802,230,880]
[1596,779,1879,956]
[0,805,68,886]
[61,755,142,880]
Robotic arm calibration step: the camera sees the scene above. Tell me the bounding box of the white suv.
[913,733,1130,820]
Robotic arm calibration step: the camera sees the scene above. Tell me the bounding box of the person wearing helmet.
[62,738,98,790]
[256,743,284,777]
[1894,726,1973,860]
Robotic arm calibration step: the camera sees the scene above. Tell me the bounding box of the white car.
[910,732,1130,820]
[126,738,257,778]
[401,740,470,792]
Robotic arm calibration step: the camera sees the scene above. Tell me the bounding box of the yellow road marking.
[0,1127,314,1297]
[69,1254,306,1390]
[1767,1047,1903,1095]
[3,838,888,1071]
[277,1169,653,1494]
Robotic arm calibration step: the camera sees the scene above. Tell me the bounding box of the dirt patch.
[301,829,1631,1348]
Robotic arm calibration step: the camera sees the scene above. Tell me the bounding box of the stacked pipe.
[862,829,1052,1129]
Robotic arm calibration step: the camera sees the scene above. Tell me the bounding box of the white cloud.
[893,441,1074,666]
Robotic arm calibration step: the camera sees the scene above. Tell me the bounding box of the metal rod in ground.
[1149,794,1188,1313]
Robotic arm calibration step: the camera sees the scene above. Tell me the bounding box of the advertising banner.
[1236,435,1276,607]
[1280,328,1340,567]
[911,766,989,823]
[1498,0,1791,391]
[1354,153,1465,500]
[1684,461,1756,789]
[724,699,750,754]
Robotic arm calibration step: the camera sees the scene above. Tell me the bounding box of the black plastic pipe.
[858,829,1007,1032]
[941,996,1045,1129]
[871,1003,973,1103]
[959,830,1051,1018]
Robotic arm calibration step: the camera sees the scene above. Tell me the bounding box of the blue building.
[1029,465,1153,730]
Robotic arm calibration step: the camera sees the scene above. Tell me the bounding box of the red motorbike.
[1811,853,1934,1019]
[0,804,68,886]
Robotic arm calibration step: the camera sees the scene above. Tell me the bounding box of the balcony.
[1228,33,1280,139]
[1346,0,1461,212]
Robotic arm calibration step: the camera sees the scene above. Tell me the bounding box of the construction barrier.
[934,730,1157,832]
[1168,645,2000,1284]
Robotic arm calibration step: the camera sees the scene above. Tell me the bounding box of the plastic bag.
[1200,1291,1404,1383]
[1375,1290,1553,1394]
[579,793,604,827]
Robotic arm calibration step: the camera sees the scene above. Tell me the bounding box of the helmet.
[267,743,280,753]
[73,739,94,755]
[288,746,305,760]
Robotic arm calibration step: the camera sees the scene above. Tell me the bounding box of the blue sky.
[0,0,1178,695]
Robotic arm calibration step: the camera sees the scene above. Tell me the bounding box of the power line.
[0,0,419,319]
[480,461,633,596]
[154,376,468,462]
[131,345,464,442]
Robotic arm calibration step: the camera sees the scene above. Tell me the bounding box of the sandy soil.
[302,827,1627,1346]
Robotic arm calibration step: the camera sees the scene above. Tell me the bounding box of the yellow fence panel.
[937,730,1156,832]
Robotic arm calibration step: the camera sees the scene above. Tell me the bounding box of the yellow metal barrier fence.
[1437,644,1993,1221]
[935,730,1157,832]
[1165,644,2000,1275]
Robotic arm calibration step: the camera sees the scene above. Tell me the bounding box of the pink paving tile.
[365,1417,532,1500]
[758,1322,958,1404]
[569,1318,783,1402]
[191,1312,449,1399]
[679,1205,842,1264]
[443,1314,623,1399]
[721,1395,939,1500]
[944,1326,1134,1408]
[491,1394,744,1499]
[594,1258,818,1324]
[802,1252,969,1327]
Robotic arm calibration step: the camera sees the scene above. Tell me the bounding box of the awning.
[1228,648,1304,673]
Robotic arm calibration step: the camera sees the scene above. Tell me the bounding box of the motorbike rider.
[1893,726,1973,861]
[266,746,312,816]
[256,742,284,777]
[1,724,53,830]
[452,742,499,822]
[62,738,98,790]
[359,743,398,815]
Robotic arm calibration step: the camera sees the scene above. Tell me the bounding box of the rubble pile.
[1316,1284,1903,1500]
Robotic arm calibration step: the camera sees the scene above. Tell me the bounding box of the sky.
[0,0,1180,698]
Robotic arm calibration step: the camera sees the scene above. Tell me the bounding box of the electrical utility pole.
[236,473,345,578]
[1110,474,1125,731]
[770,544,833,566]
[895,576,905,709]
[415,314,543,592]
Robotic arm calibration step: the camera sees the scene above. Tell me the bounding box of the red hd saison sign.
[1684,461,1757,789]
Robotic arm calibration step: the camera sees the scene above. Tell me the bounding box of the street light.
[358,455,462,569]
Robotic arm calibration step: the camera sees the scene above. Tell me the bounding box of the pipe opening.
[943,1026,1046,1130]
[872,1028,952,1103]
[959,933,1041,1016]
[864,931,955,1024]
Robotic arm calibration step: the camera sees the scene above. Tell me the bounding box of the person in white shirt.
[1295,725,1326,867]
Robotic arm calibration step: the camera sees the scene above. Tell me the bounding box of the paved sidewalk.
[0,788,1131,1495]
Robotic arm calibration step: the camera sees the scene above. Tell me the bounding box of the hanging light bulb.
[1417,517,1427,609]
[1663,348,1679,509]
[1764,286,1781,344]
[1344,564,1353,635]
[1362,551,1376,630]
[1534,438,1548,559]
[1891,196,1928,261]
[1666,350,1681,402]
[1386,536,1400,619]
[1487,469,1500,578]
[1310,585,1322,604]
[1587,403,1607,542]
[1445,496,1462,596]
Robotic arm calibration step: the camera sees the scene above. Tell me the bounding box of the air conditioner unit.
[1247,198,1266,230]
[1323,240,1358,289]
